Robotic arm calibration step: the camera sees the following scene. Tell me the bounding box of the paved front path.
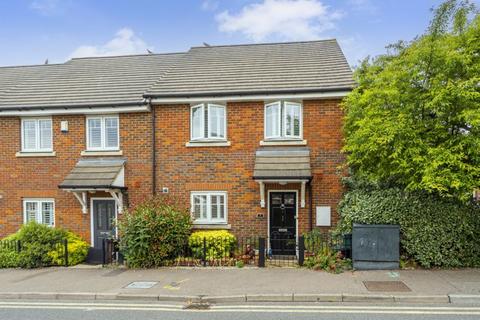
[0,266,478,298]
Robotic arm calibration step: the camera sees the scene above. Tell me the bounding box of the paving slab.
[0,266,478,304]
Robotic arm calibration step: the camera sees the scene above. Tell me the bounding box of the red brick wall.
[0,113,152,242]
[0,99,344,241]
[154,99,345,238]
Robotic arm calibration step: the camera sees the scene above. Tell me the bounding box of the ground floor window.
[191,192,227,224]
[23,199,54,226]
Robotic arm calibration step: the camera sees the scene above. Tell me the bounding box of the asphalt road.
[0,300,479,320]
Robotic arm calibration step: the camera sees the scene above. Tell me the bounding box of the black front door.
[87,200,116,263]
[269,192,297,255]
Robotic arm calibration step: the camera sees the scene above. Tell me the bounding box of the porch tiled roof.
[253,147,311,180]
[59,158,126,189]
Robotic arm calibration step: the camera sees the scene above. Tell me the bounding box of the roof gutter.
[0,102,150,116]
[146,87,353,104]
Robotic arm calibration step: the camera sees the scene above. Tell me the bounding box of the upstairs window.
[23,199,54,226]
[265,101,302,140]
[86,115,119,150]
[21,118,53,152]
[191,192,227,224]
[191,104,226,140]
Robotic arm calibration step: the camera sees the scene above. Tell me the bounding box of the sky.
[0,0,463,68]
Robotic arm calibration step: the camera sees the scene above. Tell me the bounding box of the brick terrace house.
[0,40,354,259]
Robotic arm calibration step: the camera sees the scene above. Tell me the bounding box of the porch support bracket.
[72,191,88,214]
[109,190,124,214]
[258,181,265,208]
[301,181,306,208]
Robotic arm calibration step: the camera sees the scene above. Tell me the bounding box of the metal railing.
[0,239,69,267]
[104,233,352,268]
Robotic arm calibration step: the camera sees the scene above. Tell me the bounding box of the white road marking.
[0,301,479,315]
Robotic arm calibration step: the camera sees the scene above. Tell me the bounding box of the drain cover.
[363,281,411,292]
[184,302,210,310]
[125,281,158,289]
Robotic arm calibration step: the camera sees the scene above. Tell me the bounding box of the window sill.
[185,141,231,147]
[260,139,307,146]
[192,224,231,230]
[16,151,56,158]
[81,150,123,156]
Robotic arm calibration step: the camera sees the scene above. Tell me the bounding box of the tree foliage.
[343,0,480,200]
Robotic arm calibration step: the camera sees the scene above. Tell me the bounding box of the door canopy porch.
[253,147,312,208]
[58,158,126,214]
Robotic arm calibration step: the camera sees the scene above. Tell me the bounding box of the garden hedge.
[189,230,237,260]
[337,186,480,268]
[118,196,192,268]
[0,223,88,268]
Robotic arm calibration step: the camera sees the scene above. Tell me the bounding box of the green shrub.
[0,248,19,268]
[337,186,480,268]
[0,223,88,268]
[48,232,89,266]
[189,230,237,260]
[304,247,352,273]
[118,196,192,268]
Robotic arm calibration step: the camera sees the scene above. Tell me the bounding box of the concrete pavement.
[0,266,478,304]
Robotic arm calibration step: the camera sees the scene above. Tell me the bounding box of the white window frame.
[190,191,228,224]
[264,101,303,140]
[264,101,282,139]
[190,103,227,141]
[86,115,120,151]
[22,198,55,226]
[21,117,53,152]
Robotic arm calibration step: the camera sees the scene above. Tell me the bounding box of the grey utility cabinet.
[352,224,400,270]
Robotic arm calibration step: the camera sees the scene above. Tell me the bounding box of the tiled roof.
[59,158,126,189]
[0,53,184,110]
[145,39,354,98]
[0,39,353,111]
[253,147,312,180]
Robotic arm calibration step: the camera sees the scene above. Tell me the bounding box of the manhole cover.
[124,281,158,289]
[363,281,411,292]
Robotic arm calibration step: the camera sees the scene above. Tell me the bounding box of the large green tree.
[343,0,480,200]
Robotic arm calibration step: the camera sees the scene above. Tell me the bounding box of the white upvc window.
[21,118,53,152]
[190,103,226,141]
[264,101,302,140]
[23,199,55,226]
[86,115,119,150]
[191,192,227,224]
